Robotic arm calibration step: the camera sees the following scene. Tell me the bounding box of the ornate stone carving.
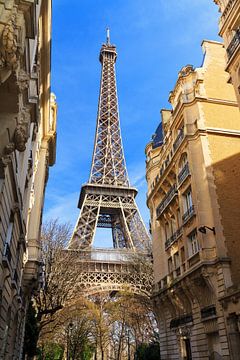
[0,12,19,83]
[179,65,194,78]
[17,69,30,92]
[4,124,28,155]
[176,325,192,338]
[12,202,20,213]
[4,142,16,155]
[14,125,28,151]
[1,155,12,167]
[4,106,30,155]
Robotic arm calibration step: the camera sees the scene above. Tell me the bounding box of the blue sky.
[44,0,220,245]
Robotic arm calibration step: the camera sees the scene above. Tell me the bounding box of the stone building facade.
[146,41,240,359]
[214,0,240,108]
[0,1,56,358]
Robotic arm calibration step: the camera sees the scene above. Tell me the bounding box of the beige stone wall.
[0,0,56,358]
[213,0,240,108]
[146,40,240,359]
[208,134,240,284]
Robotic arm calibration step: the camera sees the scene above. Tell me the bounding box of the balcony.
[2,243,12,268]
[165,226,183,250]
[178,162,190,186]
[173,129,184,152]
[201,247,217,261]
[173,267,181,279]
[188,247,217,268]
[182,205,195,224]
[227,28,240,61]
[156,185,178,218]
[188,251,200,267]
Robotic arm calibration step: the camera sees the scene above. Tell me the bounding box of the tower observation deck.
[67,31,152,296]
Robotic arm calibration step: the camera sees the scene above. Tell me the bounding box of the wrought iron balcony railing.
[165,226,183,250]
[173,129,184,152]
[178,162,190,185]
[227,28,240,61]
[182,205,195,224]
[156,184,178,217]
[2,243,12,267]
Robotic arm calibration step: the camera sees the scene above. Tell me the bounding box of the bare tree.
[33,219,81,337]
[31,220,158,359]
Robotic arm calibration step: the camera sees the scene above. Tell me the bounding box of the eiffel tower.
[68,30,151,295]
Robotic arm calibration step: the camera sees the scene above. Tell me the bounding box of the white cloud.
[43,192,80,226]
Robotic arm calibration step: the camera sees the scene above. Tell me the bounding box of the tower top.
[106,27,110,45]
[99,29,117,63]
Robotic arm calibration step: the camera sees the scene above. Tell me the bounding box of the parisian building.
[214,0,240,108]
[0,1,56,358]
[146,41,240,359]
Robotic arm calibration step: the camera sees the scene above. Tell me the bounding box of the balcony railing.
[178,162,190,185]
[188,252,200,267]
[165,226,183,250]
[182,205,195,224]
[68,248,139,263]
[2,243,12,267]
[201,247,217,261]
[173,267,181,279]
[153,247,218,293]
[227,28,240,61]
[173,129,184,152]
[156,185,178,217]
[188,247,217,268]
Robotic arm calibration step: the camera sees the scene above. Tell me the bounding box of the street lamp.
[198,226,215,235]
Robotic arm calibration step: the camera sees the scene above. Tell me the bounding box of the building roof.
[152,122,163,149]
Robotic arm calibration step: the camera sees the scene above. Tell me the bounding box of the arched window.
[179,153,188,172]
[165,222,170,241]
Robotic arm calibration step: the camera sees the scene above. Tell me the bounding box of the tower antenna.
[106,27,110,45]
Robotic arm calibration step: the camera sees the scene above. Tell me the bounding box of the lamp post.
[198,226,215,235]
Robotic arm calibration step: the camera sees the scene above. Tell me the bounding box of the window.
[165,222,170,241]
[180,247,185,262]
[5,221,13,245]
[183,188,193,213]
[177,208,181,227]
[170,216,177,234]
[179,153,187,172]
[168,257,173,273]
[188,230,200,256]
[174,252,180,269]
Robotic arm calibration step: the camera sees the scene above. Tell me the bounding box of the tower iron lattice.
[68,31,151,295]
